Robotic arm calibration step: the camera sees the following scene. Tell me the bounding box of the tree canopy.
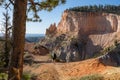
[0,0,66,22]
[68,5,120,15]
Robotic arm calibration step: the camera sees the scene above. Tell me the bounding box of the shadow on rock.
[99,44,120,67]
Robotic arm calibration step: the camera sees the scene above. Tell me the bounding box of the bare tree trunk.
[4,10,9,68]
[8,0,27,80]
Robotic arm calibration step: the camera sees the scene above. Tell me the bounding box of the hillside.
[24,41,120,80]
[40,10,120,62]
[23,54,120,80]
[23,10,120,80]
[25,34,45,42]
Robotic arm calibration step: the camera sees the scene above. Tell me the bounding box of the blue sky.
[0,0,120,34]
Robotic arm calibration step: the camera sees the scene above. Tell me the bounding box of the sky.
[0,0,120,34]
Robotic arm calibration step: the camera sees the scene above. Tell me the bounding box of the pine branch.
[9,0,14,5]
[29,0,36,11]
[28,1,51,9]
[5,2,11,9]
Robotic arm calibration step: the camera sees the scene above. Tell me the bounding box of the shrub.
[80,74,104,80]
[22,71,38,80]
[24,52,34,65]
[0,73,8,80]
[22,74,31,80]
[100,45,116,55]
[22,71,32,80]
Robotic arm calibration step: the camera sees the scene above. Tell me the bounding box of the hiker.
[51,52,57,63]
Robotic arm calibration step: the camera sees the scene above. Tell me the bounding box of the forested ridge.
[68,5,120,15]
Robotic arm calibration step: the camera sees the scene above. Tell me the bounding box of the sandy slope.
[23,55,120,80]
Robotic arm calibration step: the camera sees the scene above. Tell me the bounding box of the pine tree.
[2,10,12,68]
[0,0,66,80]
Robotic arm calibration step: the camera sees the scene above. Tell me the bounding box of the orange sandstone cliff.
[45,10,120,61]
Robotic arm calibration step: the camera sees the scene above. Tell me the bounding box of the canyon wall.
[57,10,120,34]
[57,10,120,57]
[45,10,120,61]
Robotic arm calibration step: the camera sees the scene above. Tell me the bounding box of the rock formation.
[99,44,120,66]
[46,23,57,37]
[24,42,49,55]
[40,10,120,62]
[57,10,120,34]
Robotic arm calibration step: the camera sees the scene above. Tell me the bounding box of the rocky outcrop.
[46,23,57,37]
[57,10,120,34]
[99,44,120,66]
[24,42,49,55]
[41,10,120,62]
[40,34,81,62]
[34,45,49,55]
[24,42,35,53]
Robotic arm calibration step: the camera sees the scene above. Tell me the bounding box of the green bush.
[93,52,104,58]
[22,71,37,80]
[0,73,8,80]
[80,74,104,80]
[22,72,31,80]
[98,44,116,56]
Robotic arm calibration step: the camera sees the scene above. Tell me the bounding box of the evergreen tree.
[0,0,66,80]
[68,5,120,15]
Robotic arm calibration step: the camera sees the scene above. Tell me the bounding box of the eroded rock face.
[99,45,120,67]
[56,10,120,59]
[42,10,120,61]
[25,42,49,55]
[46,23,57,37]
[40,34,81,62]
[57,10,120,34]
[24,42,35,53]
[34,45,49,55]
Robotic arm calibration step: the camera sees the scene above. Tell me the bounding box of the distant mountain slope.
[0,33,45,42]
[25,34,45,43]
[25,34,45,37]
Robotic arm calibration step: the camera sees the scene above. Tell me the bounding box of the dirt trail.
[24,55,120,80]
